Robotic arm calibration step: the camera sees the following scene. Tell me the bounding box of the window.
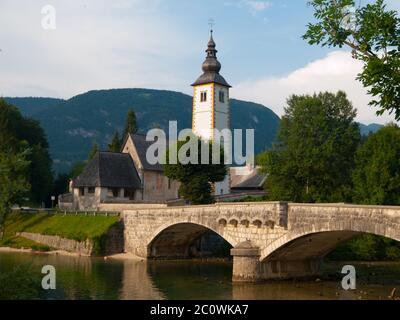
[124,188,135,200]
[108,188,120,198]
[113,188,119,198]
[88,187,95,194]
[219,90,225,103]
[200,91,207,102]
[79,188,85,196]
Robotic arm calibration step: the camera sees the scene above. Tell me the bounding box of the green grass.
[1,236,51,251]
[0,212,120,253]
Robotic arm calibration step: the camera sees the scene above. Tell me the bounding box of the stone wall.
[18,221,125,256]
[99,202,167,212]
[101,221,125,255]
[19,232,94,255]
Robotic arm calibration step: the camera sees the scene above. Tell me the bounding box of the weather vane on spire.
[208,18,215,33]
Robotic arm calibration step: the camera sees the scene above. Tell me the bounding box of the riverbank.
[0,246,84,257]
[0,211,122,255]
[0,246,146,261]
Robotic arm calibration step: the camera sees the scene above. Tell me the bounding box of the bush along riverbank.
[0,212,123,256]
[328,234,400,261]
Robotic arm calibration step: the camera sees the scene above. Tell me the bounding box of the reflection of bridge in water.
[123,202,400,282]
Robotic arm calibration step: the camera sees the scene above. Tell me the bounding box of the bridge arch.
[147,221,236,259]
[260,226,400,262]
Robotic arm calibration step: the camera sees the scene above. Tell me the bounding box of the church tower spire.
[192,30,231,88]
[191,30,231,196]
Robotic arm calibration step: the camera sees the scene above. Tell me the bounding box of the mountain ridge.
[4,88,385,174]
[5,88,281,173]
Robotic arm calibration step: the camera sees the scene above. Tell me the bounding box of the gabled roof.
[73,152,142,188]
[127,133,164,172]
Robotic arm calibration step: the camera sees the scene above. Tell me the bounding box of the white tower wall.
[191,31,232,196]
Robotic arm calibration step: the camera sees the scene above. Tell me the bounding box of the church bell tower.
[191,30,231,195]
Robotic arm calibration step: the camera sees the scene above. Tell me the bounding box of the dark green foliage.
[353,124,400,205]
[262,91,361,202]
[108,131,122,152]
[88,142,99,160]
[163,137,227,205]
[0,264,41,300]
[0,99,53,204]
[29,144,53,204]
[328,234,400,261]
[3,97,63,117]
[122,109,138,138]
[0,151,30,237]
[52,173,70,197]
[5,89,280,173]
[304,0,400,120]
[69,161,86,179]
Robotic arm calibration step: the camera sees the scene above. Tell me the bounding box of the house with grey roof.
[60,133,180,211]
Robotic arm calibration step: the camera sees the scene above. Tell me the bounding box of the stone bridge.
[123,202,400,282]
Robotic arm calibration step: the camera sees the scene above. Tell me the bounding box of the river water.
[1,251,399,300]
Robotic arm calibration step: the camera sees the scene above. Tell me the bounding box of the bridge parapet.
[286,203,400,241]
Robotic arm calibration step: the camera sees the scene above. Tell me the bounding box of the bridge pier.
[231,241,323,282]
[231,241,262,282]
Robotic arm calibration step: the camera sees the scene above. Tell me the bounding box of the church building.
[58,30,265,211]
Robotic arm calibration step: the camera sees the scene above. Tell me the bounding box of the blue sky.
[0,0,399,124]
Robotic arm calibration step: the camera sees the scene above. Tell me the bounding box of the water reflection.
[0,252,399,300]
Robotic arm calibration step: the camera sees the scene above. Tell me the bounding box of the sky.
[0,0,399,124]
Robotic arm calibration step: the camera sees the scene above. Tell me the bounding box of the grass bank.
[0,211,120,253]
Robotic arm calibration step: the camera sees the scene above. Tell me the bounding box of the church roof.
[191,31,231,88]
[192,73,231,88]
[73,152,142,188]
[128,133,164,172]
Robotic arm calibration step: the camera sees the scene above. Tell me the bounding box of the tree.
[108,131,122,152]
[261,91,360,203]
[123,109,138,139]
[0,99,53,205]
[88,142,99,160]
[69,161,86,179]
[353,124,400,205]
[0,150,30,238]
[303,0,400,119]
[163,137,227,204]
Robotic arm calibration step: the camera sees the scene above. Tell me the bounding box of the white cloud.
[232,51,397,125]
[0,0,190,98]
[224,0,273,14]
[243,0,273,13]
